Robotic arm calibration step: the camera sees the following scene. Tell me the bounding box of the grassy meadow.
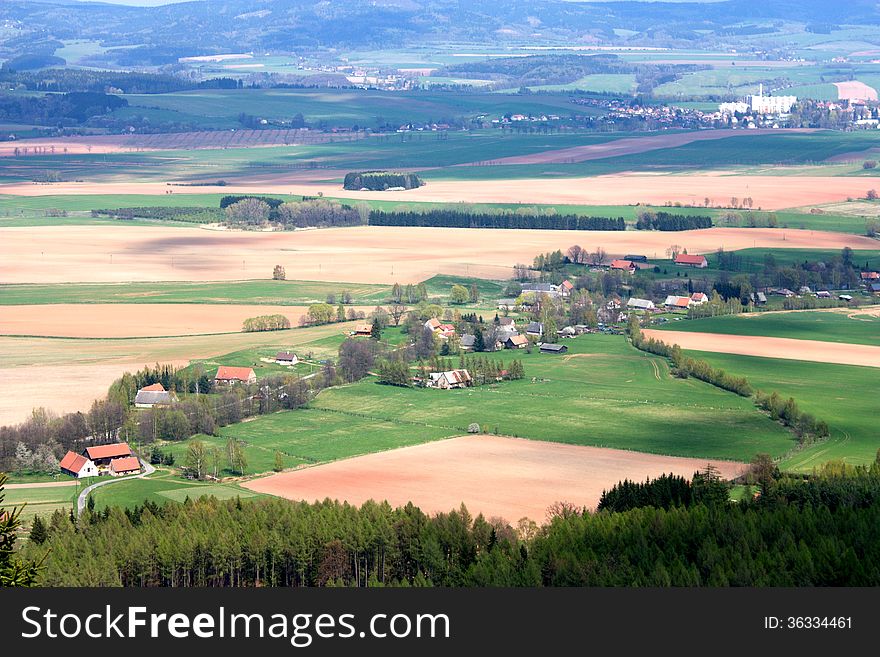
[657,308,880,347]
[687,351,880,470]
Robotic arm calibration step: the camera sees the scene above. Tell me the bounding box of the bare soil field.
[834,81,879,102]
[3,224,874,285]
[244,434,747,523]
[459,128,817,166]
[0,361,178,426]
[0,321,352,426]
[642,329,880,368]
[0,129,365,157]
[0,304,371,338]
[0,172,869,210]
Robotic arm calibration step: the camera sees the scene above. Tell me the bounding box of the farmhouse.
[525,321,544,337]
[560,326,577,338]
[610,259,637,273]
[215,366,257,385]
[861,271,880,281]
[497,298,518,311]
[664,295,692,310]
[505,334,529,349]
[498,316,516,328]
[627,298,655,311]
[690,292,709,305]
[540,343,568,355]
[674,254,708,268]
[426,369,473,389]
[560,280,574,297]
[109,456,141,476]
[83,442,132,467]
[275,351,298,365]
[870,283,880,295]
[134,383,177,409]
[817,290,832,298]
[461,334,476,350]
[521,283,562,297]
[351,324,373,336]
[59,451,97,478]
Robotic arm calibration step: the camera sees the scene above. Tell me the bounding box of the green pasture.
[166,409,454,476]
[88,470,262,511]
[687,351,880,470]
[0,279,391,306]
[308,335,792,462]
[657,308,880,346]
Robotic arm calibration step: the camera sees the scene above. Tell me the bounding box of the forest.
[635,211,713,231]
[10,467,880,587]
[343,172,424,191]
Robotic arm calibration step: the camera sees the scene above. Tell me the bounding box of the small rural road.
[76,458,155,516]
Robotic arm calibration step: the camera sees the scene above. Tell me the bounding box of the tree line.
[12,465,880,587]
[343,171,424,191]
[369,209,626,231]
[635,211,713,231]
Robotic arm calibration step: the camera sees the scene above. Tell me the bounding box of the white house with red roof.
[690,292,709,305]
[83,442,132,467]
[610,259,637,273]
[59,451,98,478]
[674,254,708,268]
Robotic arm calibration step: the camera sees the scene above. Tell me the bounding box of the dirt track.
[642,329,880,368]
[0,304,371,338]
[0,173,872,210]
[3,224,874,285]
[462,128,817,166]
[243,434,747,523]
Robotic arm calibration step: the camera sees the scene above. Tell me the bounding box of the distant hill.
[2,1,879,66]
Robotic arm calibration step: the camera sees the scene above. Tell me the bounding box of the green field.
[657,308,880,346]
[166,409,455,475]
[316,335,790,461]
[2,481,81,525]
[88,470,261,511]
[0,279,391,306]
[688,351,880,470]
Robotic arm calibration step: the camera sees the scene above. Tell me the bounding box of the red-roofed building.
[140,382,165,392]
[690,292,709,305]
[610,259,637,273]
[674,254,708,268]
[560,280,575,297]
[861,271,879,280]
[83,442,132,466]
[109,456,141,476]
[215,366,257,385]
[60,451,97,478]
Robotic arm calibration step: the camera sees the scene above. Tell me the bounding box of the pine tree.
[0,473,42,586]
[370,317,382,340]
[87,495,95,512]
[473,330,486,352]
[28,515,47,545]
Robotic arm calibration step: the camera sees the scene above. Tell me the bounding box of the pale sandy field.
[0,173,873,209]
[642,329,880,368]
[834,81,879,102]
[464,128,817,166]
[244,434,747,523]
[0,304,372,338]
[0,321,352,426]
[3,224,875,285]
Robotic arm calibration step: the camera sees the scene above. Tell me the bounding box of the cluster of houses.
[862,271,880,296]
[627,292,709,312]
[60,442,141,479]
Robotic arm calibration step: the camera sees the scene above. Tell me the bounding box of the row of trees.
[755,391,830,443]
[635,211,713,231]
[369,209,625,231]
[13,466,880,586]
[242,314,291,332]
[343,171,423,191]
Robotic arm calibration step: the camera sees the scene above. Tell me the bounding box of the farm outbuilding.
[275,351,298,365]
[540,343,568,354]
[60,451,97,479]
[674,254,708,268]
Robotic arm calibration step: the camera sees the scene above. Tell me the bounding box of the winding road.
[76,457,155,516]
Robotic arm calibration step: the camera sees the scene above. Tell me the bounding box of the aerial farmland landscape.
[2,0,880,594]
